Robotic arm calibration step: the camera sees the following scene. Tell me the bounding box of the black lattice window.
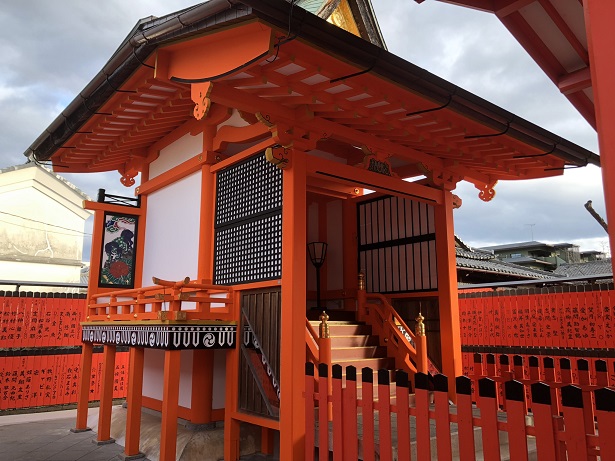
[214,154,282,285]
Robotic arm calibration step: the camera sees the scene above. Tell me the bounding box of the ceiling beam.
[558,67,592,95]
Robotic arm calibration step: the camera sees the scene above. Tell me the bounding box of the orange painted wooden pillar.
[434,190,462,399]
[160,350,181,461]
[280,149,307,460]
[584,0,615,275]
[73,342,93,432]
[97,344,117,443]
[191,162,216,424]
[191,350,214,424]
[224,290,242,461]
[124,346,145,457]
[342,198,358,310]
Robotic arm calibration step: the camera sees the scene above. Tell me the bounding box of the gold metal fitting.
[319,311,330,339]
[175,311,187,321]
[358,272,366,291]
[157,311,168,321]
[107,315,111,319]
[415,312,426,337]
[133,314,138,319]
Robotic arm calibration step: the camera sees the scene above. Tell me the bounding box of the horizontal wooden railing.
[305,317,320,363]
[87,277,233,322]
[358,289,425,375]
[306,363,615,461]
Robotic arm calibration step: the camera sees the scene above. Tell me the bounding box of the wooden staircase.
[308,316,399,399]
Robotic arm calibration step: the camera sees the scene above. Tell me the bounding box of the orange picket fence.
[306,363,615,461]
[0,291,128,412]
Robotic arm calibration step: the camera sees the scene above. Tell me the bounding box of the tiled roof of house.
[553,259,613,278]
[456,246,556,280]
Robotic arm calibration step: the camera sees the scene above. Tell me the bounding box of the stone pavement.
[0,408,133,461]
[0,408,275,461]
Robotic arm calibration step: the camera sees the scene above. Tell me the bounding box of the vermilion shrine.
[23,1,607,459]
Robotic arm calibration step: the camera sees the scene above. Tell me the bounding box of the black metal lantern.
[307,242,328,309]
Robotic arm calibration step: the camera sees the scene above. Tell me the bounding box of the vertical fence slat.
[342,366,358,461]
[361,367,375,461]
[478,378,501,460]
[395,370,411,461]
[332,364,344,461]
[318,363,330,461]
[376,369,392,461]
[414,372,432,461]
[577,359,597,461]
[434,374,452,461]
[531,383,558,461]
[305,363,316,461]
[455,376,476,461]
[561,385,589,461]
[595,388,615,461]
[595,360,609,387]
[504,380,529,461]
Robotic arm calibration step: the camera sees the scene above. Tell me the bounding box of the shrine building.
[23,1,599,459]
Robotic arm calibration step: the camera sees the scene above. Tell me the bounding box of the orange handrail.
[87,277,234,322]
[305,318,320,363]
[359,291,421,375]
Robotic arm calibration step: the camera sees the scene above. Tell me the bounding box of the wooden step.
[329,335,379,348]
[331,346,387,360]
[332,357,395,370]
[322,323,373,336]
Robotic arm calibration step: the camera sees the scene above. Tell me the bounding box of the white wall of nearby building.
[0,164,91,288]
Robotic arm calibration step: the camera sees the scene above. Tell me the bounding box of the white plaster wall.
[142,349,194,409]
[149,132,203,179]
[0,261,81,285]
[326,200,344,291]
[141,172,201,286]
[212,350,226,409]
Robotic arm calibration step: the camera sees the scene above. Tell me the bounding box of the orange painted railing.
[87,277,233,322]
[358,289,424,375]
[306,363,615,461]
[467,353,615,419]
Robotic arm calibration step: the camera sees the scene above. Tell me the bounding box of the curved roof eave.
[24,0,600,170]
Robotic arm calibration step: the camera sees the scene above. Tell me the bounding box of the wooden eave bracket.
[418,162,464,191]
[472,179,499,202]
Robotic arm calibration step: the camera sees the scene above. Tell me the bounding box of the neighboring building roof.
[456,246,556,280]
[23,0,599,182]
[480,240,574,252]
[0,162,90,202]
[553,259,613,278]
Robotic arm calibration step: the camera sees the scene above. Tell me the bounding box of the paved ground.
[0,409,276,461]
[0,409,133,461]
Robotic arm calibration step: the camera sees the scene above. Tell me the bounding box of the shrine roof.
[425,1,595,129]
[24,0,599,187]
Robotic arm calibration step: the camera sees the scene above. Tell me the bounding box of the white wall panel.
[149,132,203,179]
[142,349,193,409]
[141,172,201,286]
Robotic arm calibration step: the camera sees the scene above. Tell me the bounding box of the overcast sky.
[0,1,607,256]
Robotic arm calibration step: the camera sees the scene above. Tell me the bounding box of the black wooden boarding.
[214,153,282,285]
[239,287,281,419]
[358,195,437,293]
